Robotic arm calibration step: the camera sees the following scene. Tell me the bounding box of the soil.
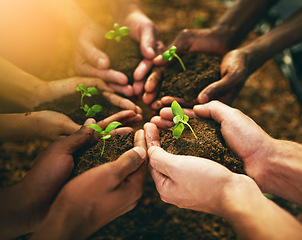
[35,92,122,125]
[1,0,302,240]
[158,54,221,102]
[104,37,142,85]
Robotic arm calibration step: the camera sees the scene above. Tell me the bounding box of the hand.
[29,109,142,141]
[122,11,164,97]
[197,49,249,104]
[74,22,134,97]
[31,129,148,240]
[144,122,241,215]
[0,119,96,239]
[32,77,142,114]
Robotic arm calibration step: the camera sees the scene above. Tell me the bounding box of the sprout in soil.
[171,100,197,139]
[82,104,102,117]
[86,121,122,157]
[105,23,130,42]
[162,45,186,71]
[76,83,99,108]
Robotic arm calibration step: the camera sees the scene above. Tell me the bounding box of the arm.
[144,122,302,240]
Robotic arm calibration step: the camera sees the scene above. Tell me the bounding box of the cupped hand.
[73,22,134,97]
[31,129,147,239]
[0,119,96,239]
[197,49,249,104]
[144,122,237,215]
[32,77,142,114]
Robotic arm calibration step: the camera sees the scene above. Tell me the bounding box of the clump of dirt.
[158,53,221,102]
[104,37,143,85]
[35,92,122,125]
[160,118,244,174]
[73,132,134,176]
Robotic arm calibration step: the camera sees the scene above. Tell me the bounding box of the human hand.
[31,129,147,240]
[0,119,96,239]
[121,11,164,97]
[31,77,142,114]
[74,22,134,97]
[197,49,249,104]
[144,122,246,216]
[28,109,142,141]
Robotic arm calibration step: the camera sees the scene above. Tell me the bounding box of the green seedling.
[171,100,197,139]
[86,121,122,157]
[76,83,99,108]
[82,104,102,117]
[162,45,186,71]
[105,23,130,42]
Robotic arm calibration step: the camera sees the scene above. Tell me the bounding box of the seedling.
[86,121,122,157]
[82,104,102,117]
[171,100,197,139]
[76,83,99,108]
[162,45,186,71]
[105,23,130,42]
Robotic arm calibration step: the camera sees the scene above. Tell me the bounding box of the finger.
[142,91,159,105]
[102,91,142,114]
[144,67,163,93]
[86,47,110,70]
[159,107,196,120]
[140,25,157,59]
[96,110,137,128]
[143,122,161,149]
[150,116,174,129]
[133,80,144,97]
[48,118,96,155]
[134,129,147,153]
[133,59,153,81]
[107,83,134,98]
[161,96,196,108]
[110,127,133,136]
[109,146,146,185]
[151,100,164,110]
[193,101,235,124]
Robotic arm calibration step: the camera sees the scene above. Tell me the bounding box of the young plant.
[86,121,122,157]
[82,104,102,117]
[105,23,130,42]
[162,45,186,71]
[76,83,99,108]
[171,100,197,139]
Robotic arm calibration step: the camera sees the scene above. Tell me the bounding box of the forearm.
[261,139,302,205]
[213,0,278,50]
[0,57,46,111]
[241,8,302,74]
[222,175,302,240]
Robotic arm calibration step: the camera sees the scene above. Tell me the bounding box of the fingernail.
[133,147,147,160]
[97,58,105,69]
[84,118,96,126]
[199,94,209,104]
[148,146,157,156]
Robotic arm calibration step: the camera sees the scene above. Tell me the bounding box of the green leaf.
[102,134,111,140]
[85,93,92,97]
[87,87,98,95]
[113,23,120,29]
[169,46,177,55]
[162,50,173,61]
[86,123,103,134]
[76,83,87,92]
[172,123,184,139]
[183,115,189,123]
[83,104,90,112]
[91,104,102,113]
[86,108,96,117]
[173,115,182,124]
[104,121,122,134]
[118,26,130,36]
[171,101,184,118]
[105,30,116,39]
[115,35,121,42]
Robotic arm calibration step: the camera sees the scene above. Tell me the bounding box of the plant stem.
[174,53,186,71]
[182,121,198,139]
[101,139,105,157]
[80,94,84,108]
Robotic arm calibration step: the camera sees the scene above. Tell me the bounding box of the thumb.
[87,47,110,70]
[109,147,147,183]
